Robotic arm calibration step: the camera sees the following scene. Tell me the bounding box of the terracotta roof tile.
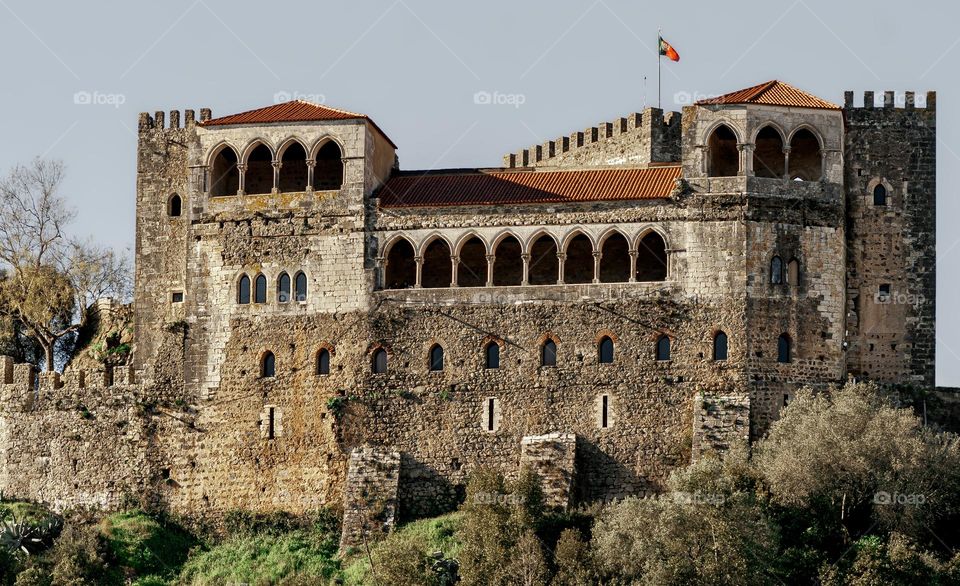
[696,80,840,110]
[378,166,681,208]
[201,100,398,147]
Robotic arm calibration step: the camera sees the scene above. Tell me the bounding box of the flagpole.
[657,26,662,110]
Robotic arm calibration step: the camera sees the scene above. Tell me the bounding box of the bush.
[551,528,596,586]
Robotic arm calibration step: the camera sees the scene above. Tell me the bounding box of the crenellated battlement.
[0,355,144,412]
[843,90,936,111]
[503,107,681,169]
[137,108,211,132]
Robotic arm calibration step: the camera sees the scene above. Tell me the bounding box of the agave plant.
[0,513,61,556]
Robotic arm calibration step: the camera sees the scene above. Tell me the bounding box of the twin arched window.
[771,256,801,286]
[237,271,307,304]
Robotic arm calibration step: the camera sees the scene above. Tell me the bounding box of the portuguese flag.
[659,36,679,62]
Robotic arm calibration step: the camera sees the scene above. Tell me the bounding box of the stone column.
[782,146,792,181]
[414,256,423,289]
[557,252,567,285]
[521,253,531,286]
[376,256,386,289]
[592,251,602,283]
[738,144,751,177]
[450,256,460,287]
[485,255,496,287]
[237,164,247,195]
[306,160,316,192]
[628,250,638,283]
[271,161,281,193]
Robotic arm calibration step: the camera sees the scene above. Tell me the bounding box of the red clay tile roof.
[378,166,681,208]
[201,100,397,147]
[696,80,840,110]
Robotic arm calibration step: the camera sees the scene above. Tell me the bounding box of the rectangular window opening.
[268,407,276,440]
[601,395,609,429]
[487,398,495,432]
[171,291,184,303]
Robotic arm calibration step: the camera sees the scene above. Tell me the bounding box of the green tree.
[0,159,129,371]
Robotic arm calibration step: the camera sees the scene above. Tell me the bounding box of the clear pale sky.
[0,0,956,384]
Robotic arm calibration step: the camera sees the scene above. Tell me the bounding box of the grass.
[99,510,197,582]
[342,512,462,585]
[0,500,57,525]
[176,528,340,585]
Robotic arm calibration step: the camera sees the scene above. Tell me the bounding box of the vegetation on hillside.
[0,381,957,585]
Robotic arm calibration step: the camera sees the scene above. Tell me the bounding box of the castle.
[0,81,937,545]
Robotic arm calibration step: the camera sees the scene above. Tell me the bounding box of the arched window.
[295,271,307,301]
[564,233,594,284]
[708,124,739,177]
[254,274,267,303]
[485,342,500,369]
[787,259,800,287]
[421,238,452,289]
[261,351,276,378]
[372,348,388,374]
[528,234,559,285]
[753,126,785,178]
[245,144,274,195]
[599,233,630,283]
[429,344,444,372]
[457,237,487,288]
[770,256,783,285]
[210,146,240,196]
[777,334,791,363]
[313,141,343,190]
[278,141,309,193]
[656,335,671,361]
[541,339,557,367]
[788,129,822,181]
[493,235,523,286]
[277,273,291,303]
[598,336,614,364]
[636,232,668,282]
[713,331,728,361]
[168,194,182,217]
[317,349,330,375]
[384,238,416,289]
[873,184,887,206]
[237,275,251,304]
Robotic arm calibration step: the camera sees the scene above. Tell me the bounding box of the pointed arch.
[484,340,501,369]
[168,193,182,217]
[707,123,740,177]
[713,330,728,361]
[237,274,251,304]
[541,338,557,367]
[562,230,595,284]
[635,229,668,282]
[420,235,452,289]
[313,139,343,190]
[770,255,784,285]
[294,271,308,301]
[527,232,559,286]
[598,229,630,283]
[753,124,785,178]
[254,274,267,303]
[277,272,291,303]
[260,350,276,378]
[278,138,309,193]
[456,235,488,288]
[492,233,523,286]
[244,142,274,195]
[209,143,240,197]
[787,126,823,181]
[384,236,416,289]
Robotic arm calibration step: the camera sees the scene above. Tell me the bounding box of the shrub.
[550,528,596,586]
[98,510,195,580]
